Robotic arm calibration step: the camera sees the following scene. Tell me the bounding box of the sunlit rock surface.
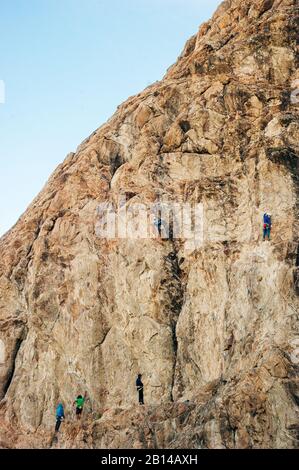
[0,0,298,449]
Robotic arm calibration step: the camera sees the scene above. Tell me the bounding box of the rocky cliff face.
[0,0,299,449]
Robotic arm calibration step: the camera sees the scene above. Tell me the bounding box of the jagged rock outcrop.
[0,0,298,449]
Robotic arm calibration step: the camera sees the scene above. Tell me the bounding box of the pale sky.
[0,0,222,236]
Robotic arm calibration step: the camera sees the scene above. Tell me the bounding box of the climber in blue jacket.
[55,402,65,433]
[263,212,272,241]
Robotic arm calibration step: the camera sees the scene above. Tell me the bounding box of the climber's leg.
[76,407,83,420]
[158,223,162,238]
[55,418,62,432]
[139,388,144,405]
[153,222,161,238]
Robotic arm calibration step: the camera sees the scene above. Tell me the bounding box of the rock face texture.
[0,0,299,449]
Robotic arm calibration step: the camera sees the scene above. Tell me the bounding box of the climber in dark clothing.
[154,215,168,239]
[136,374,144,405]
[154,216,164,237]
[55,403,65,433]
[263,212,272,241]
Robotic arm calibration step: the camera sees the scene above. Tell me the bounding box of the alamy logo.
[95,196,204,249]
[0,340,5,364]
[0,80,5,104]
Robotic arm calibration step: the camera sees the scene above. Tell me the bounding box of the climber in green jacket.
[73,391,87,420]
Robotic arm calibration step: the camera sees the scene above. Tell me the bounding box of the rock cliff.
[0,0,298,449]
